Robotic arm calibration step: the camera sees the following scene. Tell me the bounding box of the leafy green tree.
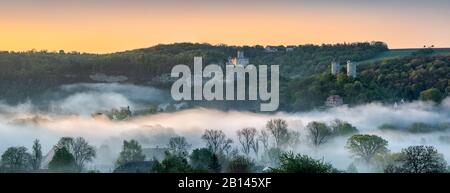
[266,147,283,166]
[30,139,42,170]
[116,139,146,166]
[306,121,332,147]
[390,146,447,173]
[419,88,443,103]
[266,119,290,148]
[48,147,77,172]
[346,134,389,163]
[55,137,96,171]
[330,119,358,136]
[1,146,31,172]
[209,154,222,173]
[226,155,256,173]
[269,152,337,173]
[152,152,193,173]
[189,148,214,171]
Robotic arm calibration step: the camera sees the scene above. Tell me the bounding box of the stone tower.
[346,60,356,78]
[331,61,340,75]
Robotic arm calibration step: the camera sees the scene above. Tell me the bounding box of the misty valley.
[0,82,449,173]
[0,43,449,174]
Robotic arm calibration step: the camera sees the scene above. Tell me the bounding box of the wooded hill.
[0,42,448,111]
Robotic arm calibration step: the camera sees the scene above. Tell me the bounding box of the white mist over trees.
[0,83,449,172]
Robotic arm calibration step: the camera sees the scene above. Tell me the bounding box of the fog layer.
[0,83,449,171]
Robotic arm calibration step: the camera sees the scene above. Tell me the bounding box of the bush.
[269,152,337,173]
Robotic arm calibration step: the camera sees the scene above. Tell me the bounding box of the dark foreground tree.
[1,146,31,172]
[346,134,389,163]
[116,139,146,166]
[48,147,77,172]
[152,152,193,173]
[209,154,222,173]
[55,137,96,171]
[269,152,337,173]
[189,148,221,172]
[386,146,447,173]
[226,155,256,173]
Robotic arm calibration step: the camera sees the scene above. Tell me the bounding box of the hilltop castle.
[331,60,357,78]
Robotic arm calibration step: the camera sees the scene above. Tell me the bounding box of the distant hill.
[0,42,448,112]
[0,42,388,103]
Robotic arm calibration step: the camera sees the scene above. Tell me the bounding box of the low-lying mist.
[0,83,449,171]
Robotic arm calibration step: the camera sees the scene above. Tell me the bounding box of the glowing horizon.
[1,0,450,53]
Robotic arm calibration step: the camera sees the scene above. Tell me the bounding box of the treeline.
[1,118,448,173]
[0,42,387,103]
[282,54,450,111]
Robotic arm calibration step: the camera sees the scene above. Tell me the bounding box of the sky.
[1,0,450,53]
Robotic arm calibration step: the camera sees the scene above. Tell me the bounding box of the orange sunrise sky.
[1,0,450,53]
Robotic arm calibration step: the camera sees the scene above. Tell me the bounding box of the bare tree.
[266,119,289,148]
[237,128,257,156]
[201,129,233,155]
[72,137,96,171]
[168,136,191,157]
[251,137,260,157]
[307,121,333,147]
[258,130,269,153]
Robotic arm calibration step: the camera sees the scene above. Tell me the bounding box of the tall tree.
[116,139,146,166]
[237,128,257,156]
[266,119,290,148]
[72,137,96,171]
[168,136,191,157]
[201,129,233,155]
[30,139,42,170]
[208,154,222,173]
[258,130,270,153]
[189,148,214,171]
[307,121,333,147]
[346,134,389,163]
